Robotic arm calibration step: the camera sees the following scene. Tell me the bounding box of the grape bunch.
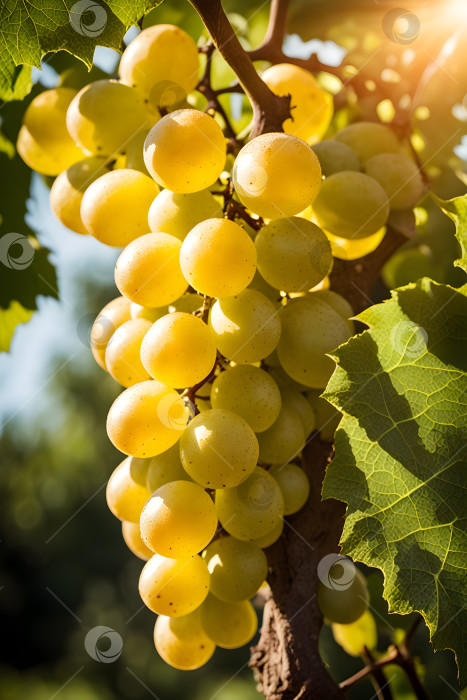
[17,21,424,669]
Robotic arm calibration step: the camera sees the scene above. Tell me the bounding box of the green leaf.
[322,278,467,683]
[0,300,34,351]
[433,193,467,276]
[0,0,163,101]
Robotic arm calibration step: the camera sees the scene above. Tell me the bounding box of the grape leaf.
[433,193,467,276]
[0,301,34,351]
[322,278,467,683]
[0,0,163,101]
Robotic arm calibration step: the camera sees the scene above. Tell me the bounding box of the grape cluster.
[17,21,423,669]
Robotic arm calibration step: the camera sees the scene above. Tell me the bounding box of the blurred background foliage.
[0,0,466,697]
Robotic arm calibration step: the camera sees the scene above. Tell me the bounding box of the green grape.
[211,365,281,433]
[277,297,352,388]
[154,609,215,670]
[281,389,315,436]
[106,380,189,457]
[215,467,284,540]
[261,63,333,145]
[114,233,188,307]
[144,109,226,193]
[269,463,310,515]
[267,365,310,393]
[139,553,210,616]
[251,518,284,548]
[248,269,281,305]
[168,293,203,314]
[255,216,332,293]
[66,79,157,156]
[49,156,110,234]
[331,609,377,657]
[200,594,258,649]
[80,169,160,247]
[148,189,221,240]
[313,171,390,240]
[146,443,190,493]
[364,153,425,210]
[256,403,305,464]
[140,480,218,558]
[202,535,267,602]
[122,521,153,560]
[140,312,216,389]
[125,129,150,174]
[180,218,257,297]
[180,409,258,488]
[105,318,152,388]
[90,296,132,370]
[311,140,361,176]
[17,87,84,175]
[307,391,341,442]
[130,302,167,322]
[106,456,151,522]
[232,132,322,219]
[318,567,369,624]
[119,25,200,111]
[310,290,354,334]
[334,121,400,162]
[209,290,281,363]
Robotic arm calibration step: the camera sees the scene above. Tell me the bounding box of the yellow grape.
[334,121,400,163]
[209,290,281,364]
[140,480,217,558]
[90,296,132,370]
[202,535,267,602]
[269,463,310,515]
[140,312,217,388]
[311,140,361,176]
[281,389,315,436]
[106,456,151,522]
[144,109,226,193]
[148,189,222,240]
[122,521,153,560]
[255,216,332,292]
[318,568,369,624]
[146,443,190,493]
[105,318,152,388]
[232,132,322,219]
[114,233,188,307]
[326,227,386,261]
[106,380,189,457]
[261,63,333,144]
[139,553,210,616]
[168,293,203,314]
[66,79,157,156]
[248,269,281,305]
[310,290,354,334]
[124,129,150,174]
[307,390,341,442]
[215,467,284,540]
[277,297,352,388]
[180,408,259,489]
[331,609,377,657]
[80,169,160,247]
[267,365,310,393]
[154,609,215,670]
[50,156,110,235]
[251,519,284,548]
[130,302,167,322]
[313,171,390,240]
[119,25,199,111]
[257,403,305,465]
[364,153,425,210]
[211,365,281,433]
[180,218,257,297]
[200,594,258,649]
[17,88,83,175]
